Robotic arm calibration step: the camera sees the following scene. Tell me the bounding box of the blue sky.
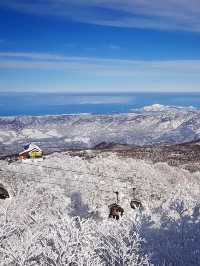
[0,1,200,92]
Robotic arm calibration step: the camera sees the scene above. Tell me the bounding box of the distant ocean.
[0,92,200,116]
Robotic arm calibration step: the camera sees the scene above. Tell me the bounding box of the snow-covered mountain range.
[1,104,200,156]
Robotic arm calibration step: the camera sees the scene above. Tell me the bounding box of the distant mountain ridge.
[0,104,200,156]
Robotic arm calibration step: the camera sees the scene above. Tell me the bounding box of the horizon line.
[1,91,200,94]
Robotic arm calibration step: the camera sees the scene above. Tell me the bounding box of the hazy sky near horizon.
[1,1,200,92]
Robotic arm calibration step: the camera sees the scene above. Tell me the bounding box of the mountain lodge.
[19,143,43,160]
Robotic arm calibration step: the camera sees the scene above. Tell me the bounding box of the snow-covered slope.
[1,104,200,155]
[0,152,200,265]
[1,151,199,214]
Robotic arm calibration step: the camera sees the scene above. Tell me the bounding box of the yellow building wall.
[29,151,43,158]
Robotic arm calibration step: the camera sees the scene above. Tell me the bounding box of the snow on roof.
[19,143,42,155]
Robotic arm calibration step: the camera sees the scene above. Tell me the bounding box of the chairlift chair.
[0,184,9,200]
[130,188,142,210]
[108,191,124,220]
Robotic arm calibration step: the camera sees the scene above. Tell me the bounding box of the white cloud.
[1,0,200,32]
[1,51,200,92]
[0,52,200,79]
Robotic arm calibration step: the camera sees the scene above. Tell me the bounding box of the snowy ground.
[0,151,200,265]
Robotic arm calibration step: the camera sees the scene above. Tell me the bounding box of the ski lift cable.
[0,168,132,207]
[0,167,142,214]
[0,168,62,187]
[17,161,136,181]
[0,158,136,188]
[0,166,131,187]
[0,168,100,187]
